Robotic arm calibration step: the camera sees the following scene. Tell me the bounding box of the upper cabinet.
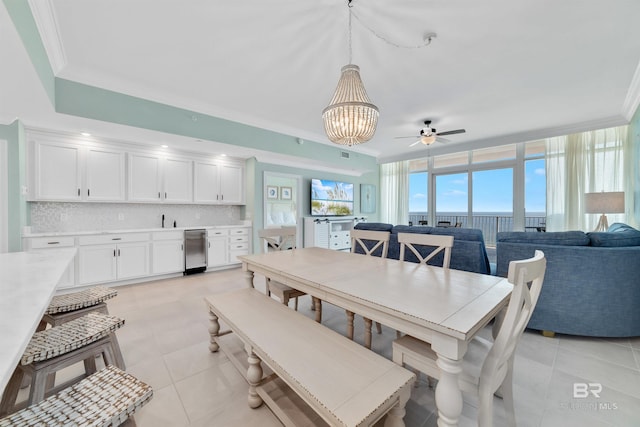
[31,138,125,202]
[194,161,244,204]
[27,129,244,205]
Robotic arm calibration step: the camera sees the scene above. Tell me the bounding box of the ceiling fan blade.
[394,136,419,139]
[436,129,466,136]
[436,137,450,143]
[409,139,421,147]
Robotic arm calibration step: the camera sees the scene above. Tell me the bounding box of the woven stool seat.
[22,313,124,365]
[0,365,153,427]
[45,286,117,315]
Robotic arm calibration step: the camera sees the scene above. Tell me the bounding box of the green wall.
[629,104,640,227]
[0,120,28,251]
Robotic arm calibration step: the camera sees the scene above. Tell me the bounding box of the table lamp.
[584,191,625,232]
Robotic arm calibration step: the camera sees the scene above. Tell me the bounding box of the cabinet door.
[219,164,244,204]
[79,244,117,285]
[207,238,228,267]
[152,240,184,275]
[117,242,150,280]
[164,158,193,203]
[35,142,82,200]
[86,148,125,201]
[128,153,162,202]
[193,161,220,203]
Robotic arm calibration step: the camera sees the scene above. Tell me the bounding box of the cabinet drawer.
[229,228,249,236]
[207,229,229,237]
[229,242,249,251]
[229,235,248,243]
[29,236,75,249]
[152,231,184,241]
[79,233,150,245]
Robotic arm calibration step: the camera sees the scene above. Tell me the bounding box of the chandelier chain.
[348,4,353,63]
[350,8,436,49]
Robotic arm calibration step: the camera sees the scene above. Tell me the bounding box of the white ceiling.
[2,0,640,164]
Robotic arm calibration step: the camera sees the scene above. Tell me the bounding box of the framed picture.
[360,184,376,213]
[267,186,278,199]
[280,186,292,200]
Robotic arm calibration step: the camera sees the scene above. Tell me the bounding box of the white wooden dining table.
[239,246,512,427]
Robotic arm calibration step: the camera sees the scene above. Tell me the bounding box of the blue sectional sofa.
[353,223,492,275]
[496,223,640,338]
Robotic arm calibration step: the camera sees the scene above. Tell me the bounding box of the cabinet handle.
[112,238,122,241]
[181,244,184,251]
[113,249,116,257]
[47,241,60,245]
[221,194,224,200]
[118,249,121,256]
[208,242,210,248]
[77,188,80,196]
[158,192,161,199]
[216,194,219,200]
[88,189,90,197]
[165,192,167,199]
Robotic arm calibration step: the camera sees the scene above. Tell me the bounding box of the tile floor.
[26,268,640,426]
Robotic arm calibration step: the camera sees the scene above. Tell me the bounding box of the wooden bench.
[0,365,152,427]
[205,288,416,427]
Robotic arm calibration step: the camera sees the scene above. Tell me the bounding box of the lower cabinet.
[78,234,150,285]
[23,236,76,289]
[151,231,184,275]
[207,229,228,268]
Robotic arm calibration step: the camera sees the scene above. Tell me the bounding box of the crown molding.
[377,115,628,164]
[28,0,66,74]
[622,59,640,121]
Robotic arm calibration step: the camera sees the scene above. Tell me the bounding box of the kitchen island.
[0,249,76,394]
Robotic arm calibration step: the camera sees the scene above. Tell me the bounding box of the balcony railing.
[408,213,546,246]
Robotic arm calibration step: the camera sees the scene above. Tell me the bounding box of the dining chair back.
[257,227,306,311]
[392,250,546,427]
[350,229,390,258]
[398,233,454,268]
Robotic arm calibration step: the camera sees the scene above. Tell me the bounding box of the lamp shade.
[420,134,436,145]
[584,192,625,214]
[322,64,379,146]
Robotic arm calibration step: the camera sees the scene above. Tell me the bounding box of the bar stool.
[0,313,125,416]
[38,285,118,330]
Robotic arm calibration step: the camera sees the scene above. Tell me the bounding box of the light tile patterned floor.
[30,268,640,426]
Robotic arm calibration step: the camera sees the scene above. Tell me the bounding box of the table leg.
[346,311,355,340]
[435,354,463,427]
[247,351,263,409]
[364,318,373,349]
[314,297,322,323]
[243,263,255,288]
[208,309,220,353]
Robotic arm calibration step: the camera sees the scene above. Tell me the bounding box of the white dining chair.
[398,232,453,268]
[348,229,390,349]
[392,250,546,427]
[258,227,306,311]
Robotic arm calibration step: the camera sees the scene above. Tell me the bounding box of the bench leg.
[384,386,411,427]
[364,318,373,350]
[244,267,255,289]
[208,310,220,353]
[313,298,322,323]
[247,351,263,409]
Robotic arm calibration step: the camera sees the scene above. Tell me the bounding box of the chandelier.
[322,1,378,146]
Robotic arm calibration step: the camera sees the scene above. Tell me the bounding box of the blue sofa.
[353,223,492,275]
[496,223,640,338]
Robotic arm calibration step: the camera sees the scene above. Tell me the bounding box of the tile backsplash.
[29,202,243,233]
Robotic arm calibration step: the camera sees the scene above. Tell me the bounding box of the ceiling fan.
[395,120,466,147]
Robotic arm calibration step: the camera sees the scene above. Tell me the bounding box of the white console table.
[303,216,366,251]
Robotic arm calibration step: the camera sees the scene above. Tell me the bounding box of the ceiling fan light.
[323,64,379,146]
[421,134,436,145]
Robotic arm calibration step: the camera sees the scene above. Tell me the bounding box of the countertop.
[0,248,77,394]
[22,222,252,238]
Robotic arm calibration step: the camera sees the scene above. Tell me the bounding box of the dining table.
[0,248,77,394]
[239,246,513,427]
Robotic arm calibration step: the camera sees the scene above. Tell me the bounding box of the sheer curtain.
[380,161,409,225]
[546,126,627,231]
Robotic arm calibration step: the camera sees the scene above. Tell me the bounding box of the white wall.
[0,139,7,252]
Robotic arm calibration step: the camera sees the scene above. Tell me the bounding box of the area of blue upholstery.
[496,225,640,338]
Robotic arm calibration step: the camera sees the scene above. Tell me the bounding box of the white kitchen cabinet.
[163,157,193,203]
[85,147,126,201]
[227,227,250,264]
[33,141,82,201]
[304,217,365,251]
[23,236,76,289]
[128,153,162,202]
[151,231,184,275]
[78,233,150,285]
[207,229,228,267]
[194,160,244,204]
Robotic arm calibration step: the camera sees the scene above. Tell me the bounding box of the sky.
[409,159,546,214]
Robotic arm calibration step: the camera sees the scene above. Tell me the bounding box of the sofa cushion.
[391,225,433,234]
[496,231,590,246]
[430,227,486,243]
[607,222,636,233]
[588,226,640,247]
[354,222,393,232]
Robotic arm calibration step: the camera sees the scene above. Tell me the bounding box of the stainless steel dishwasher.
[184,229,207,274]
